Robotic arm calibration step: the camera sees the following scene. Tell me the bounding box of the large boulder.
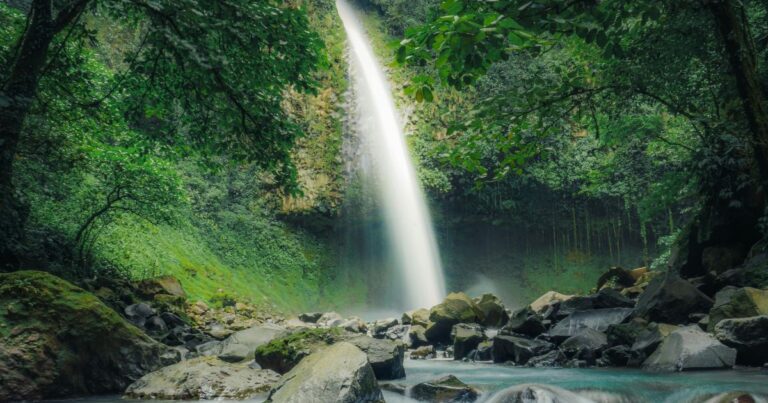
[487,384,592,403]
[451,323,486,360]
[408,324,429,348]
[426,292,483,343]
[403,308,431,327]
[643,326,736,371]
[216,323,287,362]
[527,350,566,368]
[0,271,179,401]
[714,315,768,366]
[631,323,679,355]
[134,275,187,300]
[254,328,349,374]
[347,336,405,380]
[124,356,279,399]
[529,291,574,314]
[410,375,480,403]
[633,275,714,324]
[549,308,633,339]
[267,342,383,403]
[559,328,608,361]
[501,307,545,338]
[474,293,509,327]
[492,335,553,365]
[707,286,768,331]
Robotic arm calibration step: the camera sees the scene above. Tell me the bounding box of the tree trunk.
[709,0,768,187]
[0,0,55,270]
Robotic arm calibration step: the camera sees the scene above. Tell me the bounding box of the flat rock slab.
[124,356,279,400]
[643,326,736,371]
[549,308,633,338]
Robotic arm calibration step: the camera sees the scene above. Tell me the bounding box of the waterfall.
[337,0,446,310]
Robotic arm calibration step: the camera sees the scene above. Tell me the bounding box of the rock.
[283,317,316,330]
[347,336,405,380]
[501,308,545,338]
[634,275,714,324]
[492,335,554,365]
[474,293,509,327]
[701,392,768,403]
[317,312,344,328]
[217,323,287,363]
[426,292,483,343]
[124,356,279,399]
[384,324,409,341]
[467,341,493,361]
[408,324,429,348]
[189,300,209,315]
[410,345,436,359]
[298,312,322,323]
[714,315,768,366]
[555,296,595,318]
[708,286,768,331]
[559,328,608,360]
[486,384,592,403]
[631,323,679,355]
[144,315,167,333]
[549,308,633,339]
[527,350,566,367]
[160,311,186,328]
[643,326,736,371]
[410,375,479,403]
[266,342,383,403]
[404,308,431,327]
[134,275,187,299]
[529,291,575,314]
[593,288,635,309]
[372,317,399,338]
[605,320,646,347]
[451,323,486,360]
[124,302,156,328]
[0,271,179,401]
[339,316,367,333]
[255,328,348,374]
[600,345,639,367]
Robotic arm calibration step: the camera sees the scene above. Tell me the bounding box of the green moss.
[254,327,346,373]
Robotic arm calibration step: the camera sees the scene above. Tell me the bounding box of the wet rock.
[339,316,367,333]
[408,324,429,348]
[701,392,768,403]
[714,315,768,366]
[0,271,179,401]
[124,356,279,399]
[134,275,187,300]
[451,323,486,360]
[486,384,592,403]
[593,288,635,309]
[466,341,493,361]
[426,292,483,343]
[492,335,554,365]
[410,345,436,359]
[372,317,399,338]
[600,345,640,367]
[410,375,479,403]
[555,296,595,318]
[267,342,383,403]
[708,286,768,331]
[217,323,287,363]
[634,275,714,324]
[317,311,345,328]
[631,323,679,355]
[474,293,509,327]
[144,315,167,333]
[529,291,575,314]
[559,328,608,361]
[298,312,323,323]
[348,336,405,380]
[385,324,409,341]
[403,308,431,328]
[160,311,186,328]
[501,307,545,338]
[124,302,156,328]
[605,320,646,347]
[527,350,566,367]
[549,308,633,339]
[643,326,736,371]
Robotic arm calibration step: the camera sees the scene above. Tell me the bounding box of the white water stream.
[337,0,445,310]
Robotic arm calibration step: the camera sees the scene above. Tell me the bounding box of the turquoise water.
[382,358,768,402]
[47,359,768,402]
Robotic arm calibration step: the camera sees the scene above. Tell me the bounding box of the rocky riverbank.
[1,267,767,402]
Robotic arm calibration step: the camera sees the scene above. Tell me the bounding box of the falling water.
[337,0,446,310]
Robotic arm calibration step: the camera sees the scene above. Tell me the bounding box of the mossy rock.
[0,271,178,400]
[708,286,768,331]
[134,275,187,299]
[425,292,483,343]
[254,327,349,374]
